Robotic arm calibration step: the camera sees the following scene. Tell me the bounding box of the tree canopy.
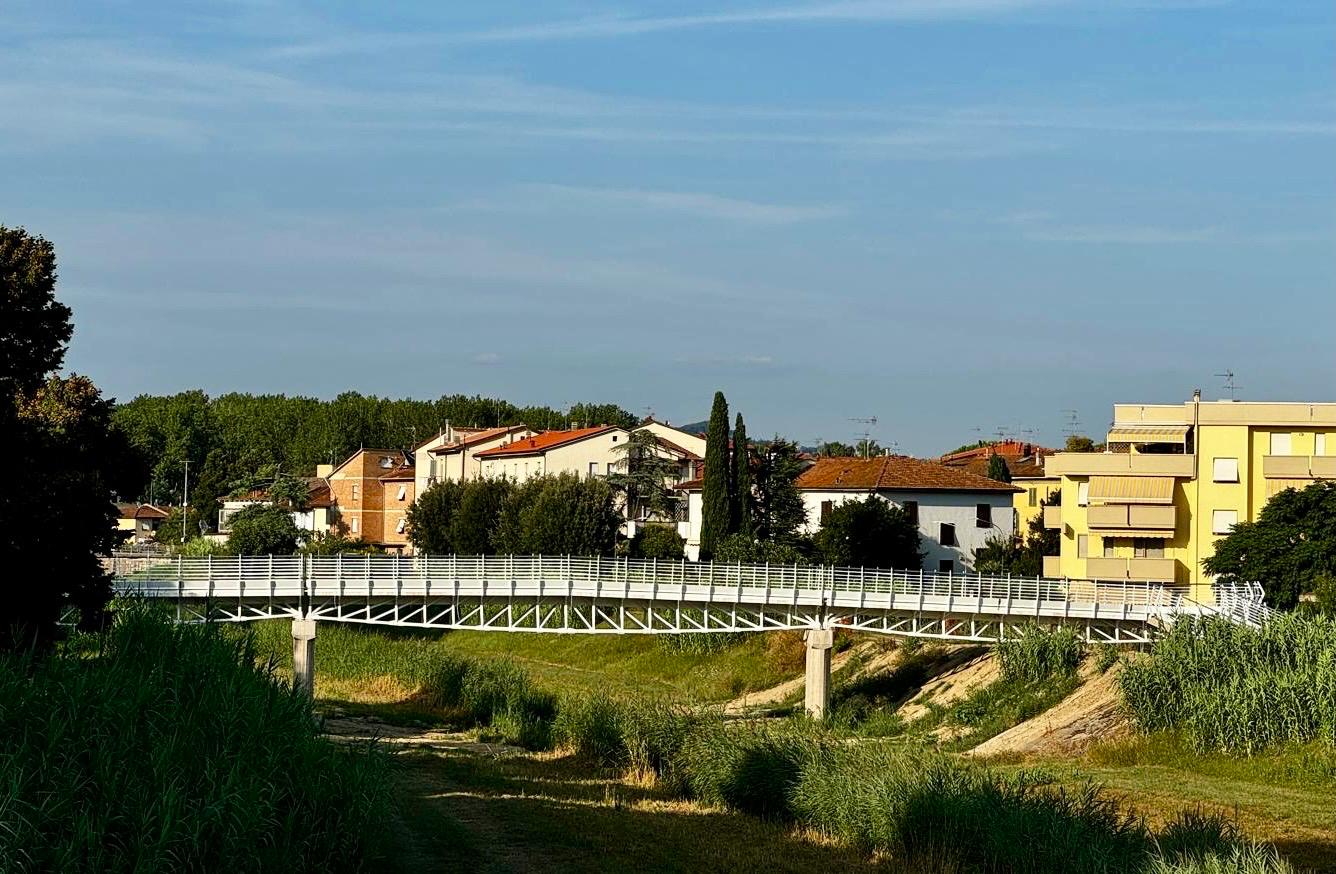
[1203,481,1336,609]
[226,504,301,555]
[732,414,753,539]
[752,437,807,545]
[986,454,1012,483]
[815,496,922,569]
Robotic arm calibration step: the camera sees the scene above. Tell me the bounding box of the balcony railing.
[1045,453,1195,477]
[1084,556,1177,582]
[1263,455,1336,479]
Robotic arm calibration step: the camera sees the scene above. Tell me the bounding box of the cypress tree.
[986,454,1012,484]
[732,413,753,539]
[700,391,731,560]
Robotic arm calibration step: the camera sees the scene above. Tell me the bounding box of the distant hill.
[676,419,708,435]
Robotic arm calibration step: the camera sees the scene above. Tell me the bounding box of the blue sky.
[3,1,1332,454]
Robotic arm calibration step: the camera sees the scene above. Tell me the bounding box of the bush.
[1120,614,1336,754]
[300,532,384,555]
[419,654,557,748]
[678,721,827,819]
[814,495,921,569]
[555,693,627,766]
[226,503,300,555]
[997,625,1085,683]
[630,524,685,560]
[0,609,388,870]
[494,473,620,556]
[712,532,809,565]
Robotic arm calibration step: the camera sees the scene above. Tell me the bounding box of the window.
[1103,539,1116,558]
[975,503,992,528]
[1212,509,1238,535]
[938,559,955,574]
[396,517,406,534]
[1077,534,1088,558]
[1077,481,1090,506]
[380,455,393,469]
[1270,433,1292,456]
[1212,457,1239,483]
[396,485,407,501]
[1028,488,1038,508]
[1318,434,1328,456]
[940,523,957,547]
[1133,538,1165,558]
[820,500,834,523]
[902,501,918,524]
[588,462,598,478]
[350,517,359,533]
[351,483,359,501]
[607,462,616,475]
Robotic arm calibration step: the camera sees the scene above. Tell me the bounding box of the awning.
[1106,424,1190,444]
[1100,530,1176,540]
[1088,475,1175,504]
[1266,478,1312,499]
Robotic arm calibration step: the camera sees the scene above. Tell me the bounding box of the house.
[474,426,631,483]
[322,449,415,551]
[1044,394,1336,599]
[116,503,169,543]
[415,424,535,493]
[940,440,1058,535]
[636,418,708,466]
[217,478,335,537]
[794,456,1020,573]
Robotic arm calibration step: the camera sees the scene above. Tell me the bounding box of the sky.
[3,1,1333,455]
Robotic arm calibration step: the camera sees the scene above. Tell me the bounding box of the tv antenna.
[1214,370,1239,400]
[1062,409,1081,437]
[848,416,878,458]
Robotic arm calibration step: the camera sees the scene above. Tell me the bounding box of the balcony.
[1045,453,1195,478]
[1043,505,1062,530]
[1262,455,1336,479]
[1043,555,1062,577]
[1086,503,1177,535]
[1085,556,1177,582]
[1314,456,1336,478]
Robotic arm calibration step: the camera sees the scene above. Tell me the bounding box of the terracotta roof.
[652,435,703,461]
[957,456,1051,480]
[475,426,619,459]
[795,456,1021,493]
[379,465,415,481]
[306,480,334,509]
[675,476,703,491]
[117,503,169,520]
[430,425,531,454]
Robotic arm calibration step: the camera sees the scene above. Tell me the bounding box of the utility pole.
[181,460,191,544]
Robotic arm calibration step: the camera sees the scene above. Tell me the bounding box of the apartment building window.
[1028,488,1038,507]
[396,485,407,501]
[940,523,957,547]
[1270,433,1292,456]
[938,559,954,573]
[902,501,918,524]
[396,517,406,534]
[1318,434,1328,456]
[351,483,359,501]
[975,503,992,528]
[1077,534,1088,558]
[1077,481,1090,506]
[350,517,359,533]
[1212,458,1239,483]
[588,462,598,478]
[1103,539,1116,558]
[1133,538,1165,558]
[820,500,834,523]
[1212,509,1238,535]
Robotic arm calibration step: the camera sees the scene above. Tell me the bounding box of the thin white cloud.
[505,184,845,224]
[1024,224,1217,244]
[472,352,502,366]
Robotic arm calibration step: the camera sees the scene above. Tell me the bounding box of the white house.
[794,456,1020,573]
[414,424,535,494]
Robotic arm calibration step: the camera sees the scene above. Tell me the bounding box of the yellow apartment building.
[1043,395,1336,600]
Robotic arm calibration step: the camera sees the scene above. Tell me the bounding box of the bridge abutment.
[803,628,834,720]
[292,618,316,697]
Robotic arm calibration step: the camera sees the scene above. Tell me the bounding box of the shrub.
[555,693,627,766]
[997,625,1085,683]
[814,495,922,569]
[226,503,300,555]
[0,609,388,870]
[678,721,827,819]
[419,654,556,747]
[630,524,685,560]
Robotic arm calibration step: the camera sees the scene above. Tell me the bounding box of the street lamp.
[181,460,191,544]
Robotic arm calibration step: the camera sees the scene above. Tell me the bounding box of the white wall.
[682,491,703,561]
[798,489,1015,572]
[478,430,629,483]
[635,422,707,459]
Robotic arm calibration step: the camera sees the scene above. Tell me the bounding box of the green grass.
[0,608,389,872]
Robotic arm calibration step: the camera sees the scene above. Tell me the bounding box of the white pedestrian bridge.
[109,554,1271,716]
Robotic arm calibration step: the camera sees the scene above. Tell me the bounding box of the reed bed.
[0,609,388,873]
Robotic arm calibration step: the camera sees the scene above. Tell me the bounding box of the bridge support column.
[292,618,316,697]
[803,628,834,720]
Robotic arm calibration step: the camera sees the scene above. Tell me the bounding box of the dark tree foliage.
[732,414,754,539]
[815,496,922,569]
[986,454,1012,483]
[2,227,123,649]
[1203,481,1336,609]
[450,478,512,555]
[406,480,464,554]
[629,525,685,560]
[494,474,619,556]
[226,504,300,555]
[713,532,810,565]
[699,391,732,560]
[752,437,808,545]
[299,532,383,555]
[818,441,856,458]
[1064,435,1098,452]
[155,505,209,545]
[972,488,1060,577]
[606,429,681,524]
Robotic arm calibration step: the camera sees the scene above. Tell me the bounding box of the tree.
[699,391,732,559]
[986,454,1012,483]
[1,227,70,398]
[1202,481,1336,609]
[300,532,383,555]
[406,480,464,554]
[155,505,208,545]
[1064,435,1097,452]
[732,414,754,538]
[818,441,855,458]
[855,438,883,459]
[451,478,511,554]
[226,504,300,555]
[494,474,619,556]
[815,496,922,569]
[752,437,807,545]
[973,488,1060,576]
[606,428,680,525]
[630,525,685,560]
[713,532,809,565]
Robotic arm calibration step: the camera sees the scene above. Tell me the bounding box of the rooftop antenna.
[1214,370,1239,400]
[849,416,878,459]
[1062,409,1081,437]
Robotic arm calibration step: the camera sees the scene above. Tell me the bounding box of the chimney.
[316,464,334,478]
[1192,388,1201,402]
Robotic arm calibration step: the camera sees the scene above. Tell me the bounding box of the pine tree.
[700,391,731,560]
[986,454,1012,483]
[732,413,753,539]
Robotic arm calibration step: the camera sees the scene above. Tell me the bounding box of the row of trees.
[111,392,638,532]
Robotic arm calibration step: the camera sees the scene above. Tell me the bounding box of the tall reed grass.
[0,608,388,872]
[1120,614,1336,754]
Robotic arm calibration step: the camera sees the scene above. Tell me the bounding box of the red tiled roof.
[956,456,1050,480]
[429,425,530,454]
[379,465,415,481]
[675,476,703,491]
[475,426,618,459]
[939,440,1056,465]
[795,456,1021,493]
[652,435,703,461]
[117,503,169,520]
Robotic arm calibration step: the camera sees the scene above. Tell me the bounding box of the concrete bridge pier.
[803,628,834,720]
[292,618,316,697]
